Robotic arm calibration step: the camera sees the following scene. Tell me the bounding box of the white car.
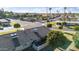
[10,33,17,37]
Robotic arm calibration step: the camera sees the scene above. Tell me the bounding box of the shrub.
[74,26,79,31]
[62,22,67,26]
[47,23,52,27]
[59,26,63,29]
[56,22,61,25]
[14,23,21,28]
[46,30,66,48]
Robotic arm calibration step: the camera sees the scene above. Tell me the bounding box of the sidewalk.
[0,27,24,35]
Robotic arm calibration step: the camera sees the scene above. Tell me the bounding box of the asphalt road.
[12,20,45,29]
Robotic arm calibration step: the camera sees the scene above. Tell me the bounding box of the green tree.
[46,30,65,48]
[49,8,52,19]
[73,32,79,48]
[59,25,63,29]
[47,23,52,27]
[0,8,5,18]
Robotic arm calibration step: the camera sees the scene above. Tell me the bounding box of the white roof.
[0,19,8,22]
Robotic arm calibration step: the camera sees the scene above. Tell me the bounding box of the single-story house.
[0,26,50,51]
[0,19,11,27]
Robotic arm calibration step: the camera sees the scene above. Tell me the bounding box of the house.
[31,26,49,50]
[0,19,11,27]
[0,34,15,51]
[0,26,50,51]
[16,26,50,51]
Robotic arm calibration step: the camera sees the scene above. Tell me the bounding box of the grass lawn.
[60,32,74,49]
[0,29,17,35]
[67,26,79,31]
[10,21,17,26]
[47,22,56,26]
[60,38,72,49]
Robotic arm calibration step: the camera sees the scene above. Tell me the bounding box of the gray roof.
[16,29,40,45]
[16,26,49,45]
[0,26,50,51]
[0,34,15,51]
[31,26,49,38]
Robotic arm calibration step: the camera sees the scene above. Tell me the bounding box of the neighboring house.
[48,15,61,22]
[0,26,50,51]
[0,19,11,27]
[55,20,79,26]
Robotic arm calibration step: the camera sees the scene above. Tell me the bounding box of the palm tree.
[60,7,67,28]
[64,7,67,21]
[0,8,5,18]
[56,10,60,18]
[57,10,59,14]
[66,11,71,21]
[49,8,52,18]
[64,7,67,12]
[46,7,49,21]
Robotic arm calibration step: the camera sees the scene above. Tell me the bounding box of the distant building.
[0,19,11,27]
[21,17,37,22]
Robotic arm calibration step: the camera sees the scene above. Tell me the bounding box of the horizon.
[0,7,79,13]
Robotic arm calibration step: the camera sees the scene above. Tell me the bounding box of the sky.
[1,7,79,13]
